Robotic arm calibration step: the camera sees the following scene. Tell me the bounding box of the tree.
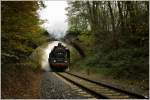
[1,1,48,64]
[66,1,149,48]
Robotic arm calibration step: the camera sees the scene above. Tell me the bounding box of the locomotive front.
[48,43,70,71]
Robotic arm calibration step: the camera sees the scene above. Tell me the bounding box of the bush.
[73,47,149,80]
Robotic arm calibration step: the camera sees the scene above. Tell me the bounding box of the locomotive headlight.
[53,60,56,62]
[64,60,68,63]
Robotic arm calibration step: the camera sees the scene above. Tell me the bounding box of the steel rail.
[56,72,148,99]
[65,72,147,99]
[56,72,108,99]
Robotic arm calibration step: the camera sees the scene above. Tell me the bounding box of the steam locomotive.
[48,43,70,71]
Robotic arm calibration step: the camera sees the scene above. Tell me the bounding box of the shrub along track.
[56,72,147,99]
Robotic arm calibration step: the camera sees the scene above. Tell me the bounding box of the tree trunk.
[108,1,115,32]
[126,1,136,33]
[118,1,124,33]
[108,1,118,49]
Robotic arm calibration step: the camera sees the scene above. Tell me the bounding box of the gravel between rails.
[41,72,94,99]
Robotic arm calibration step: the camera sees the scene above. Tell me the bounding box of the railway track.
[56,72,148,99]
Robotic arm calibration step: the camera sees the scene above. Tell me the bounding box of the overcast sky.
[38,1,68,38]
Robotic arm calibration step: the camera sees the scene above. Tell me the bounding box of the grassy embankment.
[1,43,48,99]
[1,62,42,99]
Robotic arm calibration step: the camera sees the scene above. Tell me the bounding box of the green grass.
[71,47,149,80]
